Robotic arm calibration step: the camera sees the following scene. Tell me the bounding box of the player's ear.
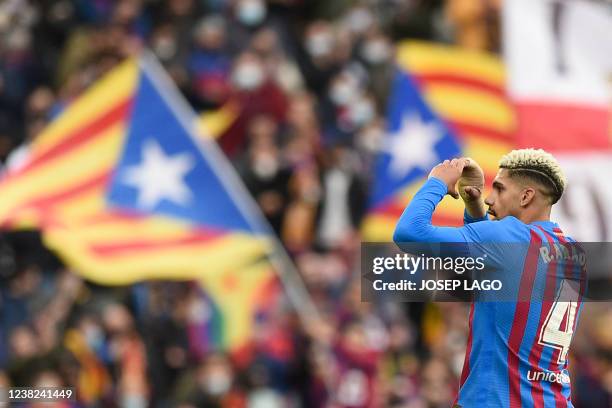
[519,187,536,207]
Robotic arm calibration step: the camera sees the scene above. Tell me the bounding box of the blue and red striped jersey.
[394,177,586,407]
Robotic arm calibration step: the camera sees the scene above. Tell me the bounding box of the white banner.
[552,153,612,241]
[503,0,612,105]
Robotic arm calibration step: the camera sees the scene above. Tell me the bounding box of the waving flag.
[503,0,612,240]
[195,259,282,351]
[0,56,270,283]
[363,42,516,240]
[197,100,241,139]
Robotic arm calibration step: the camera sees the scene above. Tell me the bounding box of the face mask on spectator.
[236,0,266,26]
[330,80,358,106]
[305,32,333,58]
[153,37,177,61]
[7,29,31,51]
[345,7,374,34]
[349,97,375,127]
[188,298,210,323]
[194,16,226,50]
[83,324,104,350]
[121,394,147,408]
[357,123,385,153]
[203,371,232,395]
[253,152,279,179]
[232,62,264,90]
[362,39,391,64]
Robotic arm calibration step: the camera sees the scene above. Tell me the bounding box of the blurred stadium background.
[0,0,611,407]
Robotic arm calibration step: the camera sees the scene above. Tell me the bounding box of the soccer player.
[393,149,584,407]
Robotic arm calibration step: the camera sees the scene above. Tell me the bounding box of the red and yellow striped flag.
[197,100,241,139]
[363,41,516,240]
[0,57,270,284]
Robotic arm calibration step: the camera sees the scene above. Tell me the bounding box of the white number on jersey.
[538,279,580,364]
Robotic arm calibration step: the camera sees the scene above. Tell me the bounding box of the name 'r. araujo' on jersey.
[393,178,586,408]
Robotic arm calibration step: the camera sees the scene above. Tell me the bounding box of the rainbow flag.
[195,259,282,351]
[363,41,516,240]
[0,55,271,284]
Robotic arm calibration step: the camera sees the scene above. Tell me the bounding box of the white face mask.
[362,40,391,64]
[83,324,104,349]
[121,394,147,408]
[305,32,333,57]
[232,62,264,90]
[237,0,266,26]
[202,371,232,395]
[345,8,374,34]
[330,80,358,106]
[358,124,385,153]
[153,36,177,61]
[253,152,279,179]
[7,29,31,51]
[188,298,211,323]
[349,98,375,127]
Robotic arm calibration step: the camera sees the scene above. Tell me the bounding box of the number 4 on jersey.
[538,280,580,364]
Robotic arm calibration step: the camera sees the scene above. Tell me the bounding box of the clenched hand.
[429,158,471,199]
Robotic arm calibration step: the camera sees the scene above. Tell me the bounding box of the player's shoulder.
[499,216,541,241]
[464,215,532,242]
[559,231,577,243]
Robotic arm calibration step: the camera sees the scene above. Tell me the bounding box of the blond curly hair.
[499,148,566,204]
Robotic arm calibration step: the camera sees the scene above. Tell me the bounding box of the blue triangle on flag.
[369,71,462,209]
[106,65,261,234]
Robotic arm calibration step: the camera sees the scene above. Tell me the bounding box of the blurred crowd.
[0,0,611,407]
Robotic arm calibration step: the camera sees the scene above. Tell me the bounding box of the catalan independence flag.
[363,41,516,240]
[0,55,271,284]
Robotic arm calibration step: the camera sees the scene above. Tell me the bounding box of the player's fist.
[458,158,484,203]
[429,158,470,199]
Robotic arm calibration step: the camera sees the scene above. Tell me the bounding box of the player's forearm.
[393,176,473,244]
[463,199,487,221]
[463,208,488,224]
[394,177,471,244]
[394,178,446,242]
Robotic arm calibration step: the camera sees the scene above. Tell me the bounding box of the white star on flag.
[382,113,443,178]
[122,139,195,209]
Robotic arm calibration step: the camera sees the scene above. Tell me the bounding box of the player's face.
[484,169,524,220]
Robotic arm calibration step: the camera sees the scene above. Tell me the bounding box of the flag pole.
[138,51,322,327]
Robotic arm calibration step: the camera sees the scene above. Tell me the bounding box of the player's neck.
[517,207,552,225]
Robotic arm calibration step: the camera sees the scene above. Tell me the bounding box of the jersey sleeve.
[393,178,506,243]
[464,209,488,225]
[393,178,530,273]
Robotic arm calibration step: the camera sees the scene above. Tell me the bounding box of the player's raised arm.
[393,158,473,243]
